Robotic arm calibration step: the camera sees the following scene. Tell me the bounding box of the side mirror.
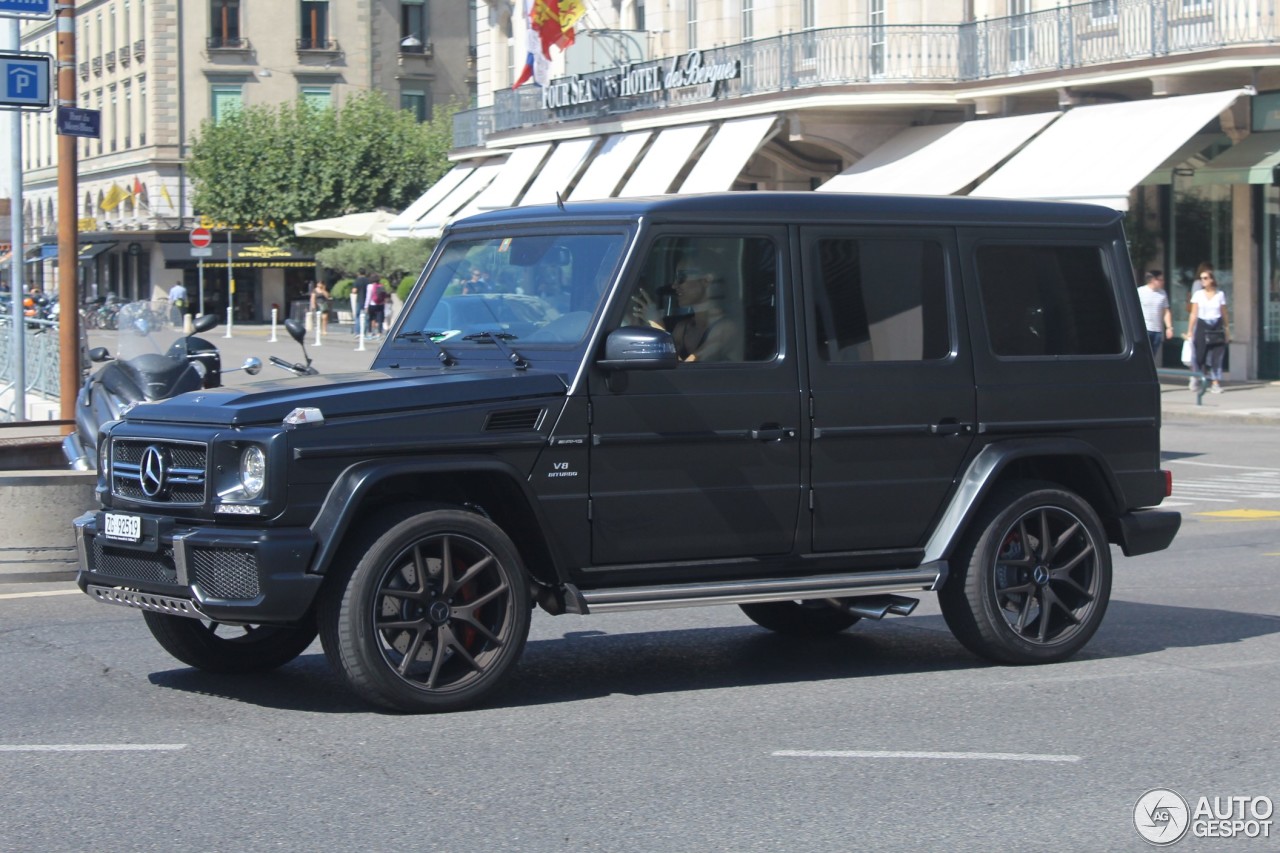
[241,356,263,376]
[597,327,679,371]
[284,318,307,344]
[192,313,220,335]
[88,346,112,363]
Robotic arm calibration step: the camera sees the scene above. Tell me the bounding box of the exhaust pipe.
[835,594,920,620]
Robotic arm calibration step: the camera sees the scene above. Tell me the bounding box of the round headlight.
[239,446,266,498]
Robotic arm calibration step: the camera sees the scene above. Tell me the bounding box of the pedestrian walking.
[1187,263,1230,394]
[351,269,369,335]
[1138,270,1173,357]
[310,280,331,336]
[168,281,188,326]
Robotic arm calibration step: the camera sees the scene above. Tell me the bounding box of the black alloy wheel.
[142,611,317,673]
[939,480,1112,664]
[320,509,531,713]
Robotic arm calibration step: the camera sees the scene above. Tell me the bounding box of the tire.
[939,480,1112,664]
[739,600,862,636]
[142,611,318,673]
[319,508,532,713]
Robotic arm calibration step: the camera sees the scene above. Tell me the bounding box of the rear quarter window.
[976,244,1124,357]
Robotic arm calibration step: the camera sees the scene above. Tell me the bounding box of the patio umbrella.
[293,209,398,243]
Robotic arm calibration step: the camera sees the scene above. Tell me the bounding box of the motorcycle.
[64,303,265,471]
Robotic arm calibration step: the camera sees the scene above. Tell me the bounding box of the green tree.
[188,93,458,246]
[313,237,436,285]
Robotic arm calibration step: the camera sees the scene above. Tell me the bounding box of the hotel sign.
[542,50,741,112]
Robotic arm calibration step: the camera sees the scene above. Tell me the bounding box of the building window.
[1089,0,1118,20]
[211,0,241,48]
[300,1,329,50]
[401,0,427,51]
[802,0,816,30]
[636,0,645,31]
[870,0,885,76]
[1009,0,1031,66]
[138,75,147,145]
[741,0,753,41]
[400,89,429,122]
[686,0,697,48]
[301,86,333,110]
[211,84,243,123]
[109,84,119,152]
[122,80,132,148]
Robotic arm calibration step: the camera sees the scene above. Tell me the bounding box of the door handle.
[751,427,795,441]
[930,421,973,436]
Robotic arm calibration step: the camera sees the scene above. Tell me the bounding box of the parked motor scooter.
[63,303,263,471]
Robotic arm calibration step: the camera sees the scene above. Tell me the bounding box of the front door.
[588,230,802,567]
[802,227,977,552]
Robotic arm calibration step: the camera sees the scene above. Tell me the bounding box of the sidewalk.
[1159,375,1280,425]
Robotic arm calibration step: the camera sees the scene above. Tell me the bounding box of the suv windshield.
[397,232,629,346]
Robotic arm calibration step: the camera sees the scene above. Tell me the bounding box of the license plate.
[103,513,142,543]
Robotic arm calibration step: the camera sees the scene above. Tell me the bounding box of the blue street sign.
[0,0,54,18]
[0,52,50,109]
[57,106,100,137]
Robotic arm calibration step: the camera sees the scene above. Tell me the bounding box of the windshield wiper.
[462,331,529,369]
[394,330,457,366]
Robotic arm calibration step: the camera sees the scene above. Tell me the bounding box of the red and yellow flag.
[531,0,587,59]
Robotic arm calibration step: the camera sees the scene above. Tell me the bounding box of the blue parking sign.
[0,1,55,18]
[0,53,50,109]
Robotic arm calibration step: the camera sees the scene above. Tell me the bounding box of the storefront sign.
[541,50,741,112]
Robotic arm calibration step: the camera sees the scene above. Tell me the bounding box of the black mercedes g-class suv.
[74,193,1179,712]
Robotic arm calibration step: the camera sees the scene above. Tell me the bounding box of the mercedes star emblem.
[139,445,168,498]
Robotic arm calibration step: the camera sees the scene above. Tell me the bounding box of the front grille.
[112,439,208,505]
[190,547,260,600]
[90,537,177,585]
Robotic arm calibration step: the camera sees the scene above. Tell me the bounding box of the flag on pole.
[513,0,551,89]
[132,176,146,207]
[100,183,128,211]
[530,0,586,61]
[160,184,175,211]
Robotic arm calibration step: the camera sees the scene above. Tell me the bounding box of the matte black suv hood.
[122,368,569,427]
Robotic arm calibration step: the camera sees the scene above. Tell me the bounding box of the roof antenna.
[555,191,565,211]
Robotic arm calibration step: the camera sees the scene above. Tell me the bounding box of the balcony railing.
[207,35,250,51]
[297,37,340,53]
[78,61,88,79]
[104,49,115,69]
[454,0,1279,148]
[133,39,145,61]
[91,56,102,75]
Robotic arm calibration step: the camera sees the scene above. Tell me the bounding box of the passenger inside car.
[629,257,742,363]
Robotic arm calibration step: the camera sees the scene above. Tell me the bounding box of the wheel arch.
[307,456,565,590]
[923,438,1124,565]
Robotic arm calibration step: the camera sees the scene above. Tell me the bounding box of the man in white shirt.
[1137,270,1173,357]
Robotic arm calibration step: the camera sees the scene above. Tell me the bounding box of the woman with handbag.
[1187,263,1230,394]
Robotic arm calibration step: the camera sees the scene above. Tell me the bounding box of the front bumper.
[73,511,323,624]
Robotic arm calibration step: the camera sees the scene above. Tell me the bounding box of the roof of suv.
[451,192,1124,232]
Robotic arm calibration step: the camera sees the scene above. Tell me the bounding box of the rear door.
[802,226,977,552]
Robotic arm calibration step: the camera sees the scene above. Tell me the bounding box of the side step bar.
[575,563,945,614]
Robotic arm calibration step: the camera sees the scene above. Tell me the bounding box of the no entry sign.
[189,227,212,248]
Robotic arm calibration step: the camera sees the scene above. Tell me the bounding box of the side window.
[976,244,1123,357]
[626,236,778,363]
[811,237,950,362]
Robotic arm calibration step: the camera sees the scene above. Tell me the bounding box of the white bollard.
[356,313,367,352]
[224,306,234,338]
[314,310,322,347]
[269,307,278,342]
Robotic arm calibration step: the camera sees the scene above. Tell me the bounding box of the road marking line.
[0,744,187,753]
[0,589,82,601]
[772,749,1081,763]
[1197,509,1280,519]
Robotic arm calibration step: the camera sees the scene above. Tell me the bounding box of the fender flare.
[922,438,1124,565]
[306,455,568,583]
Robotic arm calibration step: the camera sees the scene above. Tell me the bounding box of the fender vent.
[485,407,544,432]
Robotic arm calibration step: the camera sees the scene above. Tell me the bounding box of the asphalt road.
[1,416,1277,851]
